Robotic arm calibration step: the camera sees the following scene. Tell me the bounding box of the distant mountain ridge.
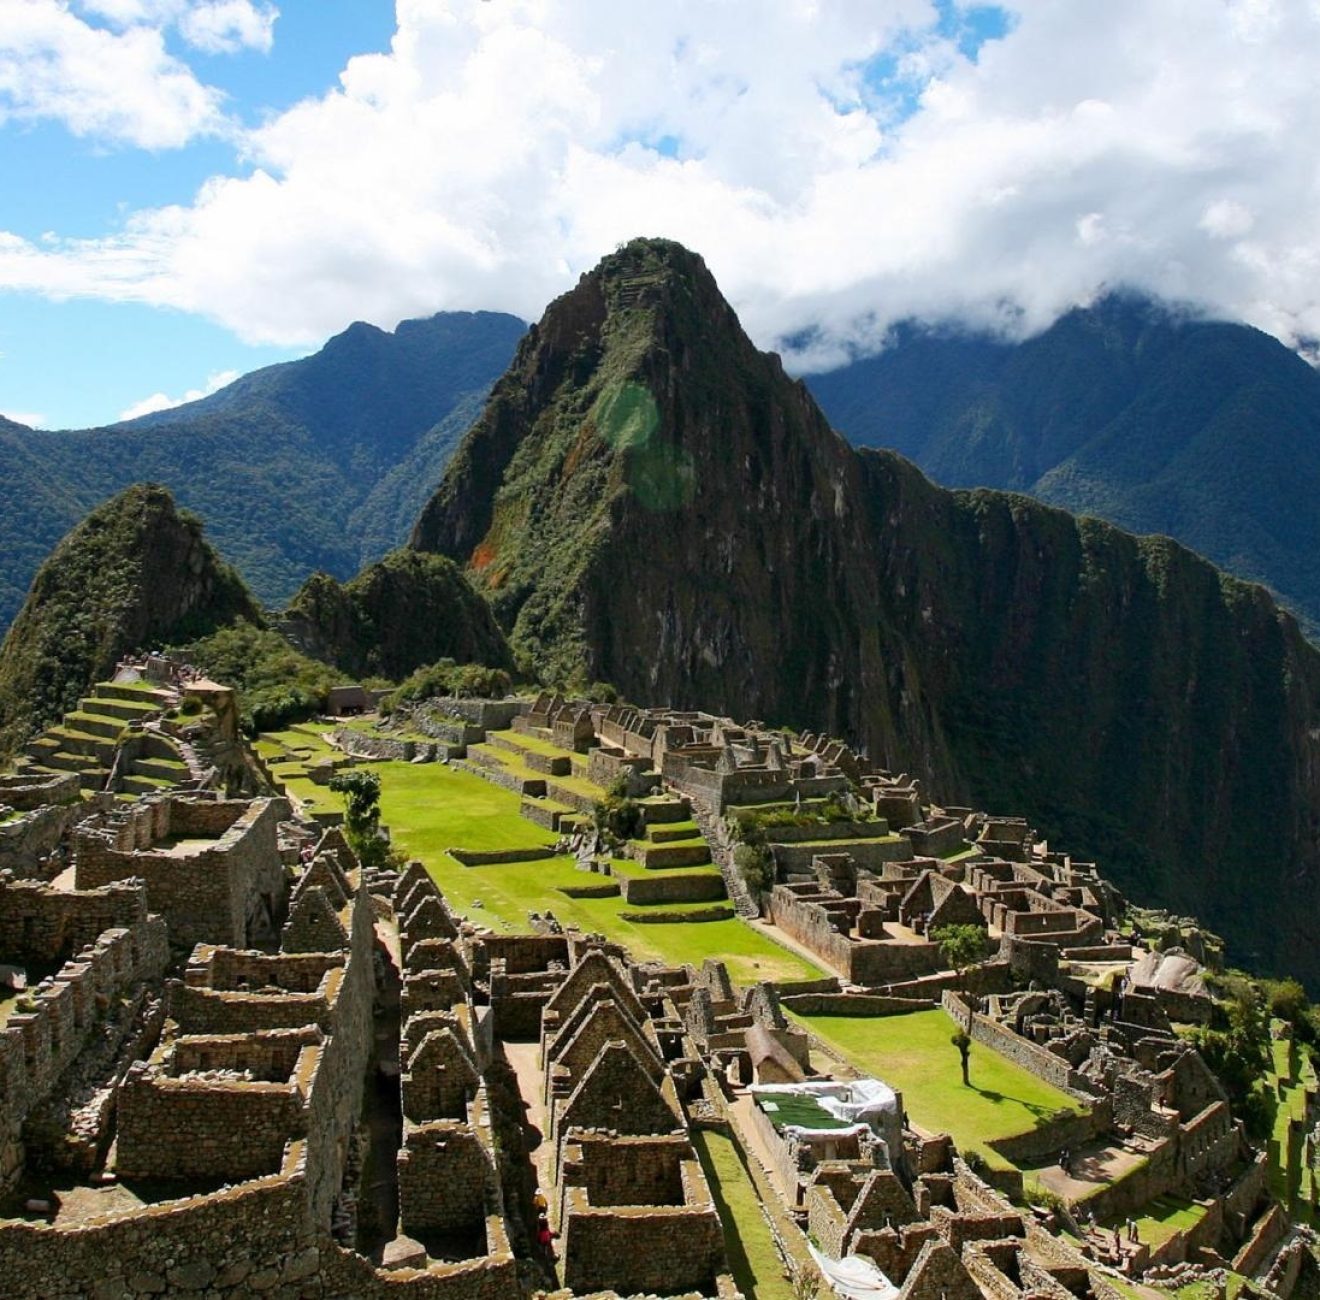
[804,296,1320,635]
[412,237,1320,985]
[0,310,526,631]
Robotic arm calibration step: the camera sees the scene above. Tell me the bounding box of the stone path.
[1026,1139,1152,1200]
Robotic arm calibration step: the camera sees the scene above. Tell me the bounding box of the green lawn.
[1266,1022,1317,1222]
[791,1008,1083,1167]
[299,758,821,985]
[693,1129,794,1300]
[1106,1194,1206,1247]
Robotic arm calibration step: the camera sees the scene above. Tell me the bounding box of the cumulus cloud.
[0,0,250,147]
[4,0,1320,362]
[118,366,239,419]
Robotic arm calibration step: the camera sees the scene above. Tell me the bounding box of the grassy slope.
[272,748,820,984]
[693,1129,794,1300]
[792,1008,1082,1167]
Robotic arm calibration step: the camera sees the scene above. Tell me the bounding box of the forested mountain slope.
[806,297,1320,635]
[0,311,525,629]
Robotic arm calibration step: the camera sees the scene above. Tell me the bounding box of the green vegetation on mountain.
[0,484,257,755]
[175,619,344,735]
[806,296,1320,636]
[0,310,524,631]
[411,237,1320,987]
[281,548,512,680]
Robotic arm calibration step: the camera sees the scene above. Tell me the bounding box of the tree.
[951,1029,972,1086]
[329,768,387,869]
[932,923,991,1002]
[733,842,776,901]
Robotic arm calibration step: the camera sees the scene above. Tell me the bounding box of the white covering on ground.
[810,1243,899,1300]
[1128,948,1206,996]
[753,1079,899,1136]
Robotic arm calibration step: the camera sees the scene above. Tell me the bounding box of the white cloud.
[177,1,277,55]
[118,366,238,418]
[5,0,1320,361]
[0,407,47,426]
[77,0,277,53]
[0,0,229,147]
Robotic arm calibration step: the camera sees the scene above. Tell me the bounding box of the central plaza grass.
[791,1008,1083,1167]
[299,757,821,986]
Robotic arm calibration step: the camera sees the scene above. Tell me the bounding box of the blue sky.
[1,0,397,427]
[2,0,1318,428]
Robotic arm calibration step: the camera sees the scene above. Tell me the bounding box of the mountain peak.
[0,483,259,754]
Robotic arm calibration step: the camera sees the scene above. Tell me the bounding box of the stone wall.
[0,770,82,810]
[769,886,943,984]
[74,796,287,949]
[333,727,439,763]
[0,912,168,1195]
[945,992,1095,1098]
[0,872,148,963]
[0,800,85,876]
[0,1145,313,1300]
[560,1188,725,1295]
[398,1118,498,1239]
[619,871,726,905]
[115,1032,319,1181]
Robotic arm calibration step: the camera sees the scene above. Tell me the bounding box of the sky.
[3,0,1320,429]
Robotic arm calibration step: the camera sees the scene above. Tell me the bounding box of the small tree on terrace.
[932,923,991,1002]
[329,768,387,869]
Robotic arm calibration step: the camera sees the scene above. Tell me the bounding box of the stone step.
[33,750,103,777]
[46,728,118,762]
[120,774,173,795]
[521,797,573,832]
[79,694,162,721]
[619,871,727,905]
[635,840,713,870]
[646,823,700,843]
[486,732,572,775]
[95,681,176,706]
[130,757,187,783]
[639,798,692,824]
[65,711,127,741]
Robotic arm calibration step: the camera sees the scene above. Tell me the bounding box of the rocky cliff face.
[281,549,511,680]
[413,238,1320,983]
[0,483,259,753]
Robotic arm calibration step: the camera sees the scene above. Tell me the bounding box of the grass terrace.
[1104,1194,1208,1248]
[295,757,822,985]
[790,1008,1084,1170]
[1266,1022,1318,1223]
[694,1129,794,1300]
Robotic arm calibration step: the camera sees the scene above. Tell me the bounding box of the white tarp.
[809,1244,900,1300]
[753,1079,900,1134]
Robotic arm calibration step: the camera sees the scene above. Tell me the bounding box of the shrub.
[733,842,776,899]
[594,794,644,843]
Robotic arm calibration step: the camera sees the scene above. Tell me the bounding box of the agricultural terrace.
[262,732,821,985]
[792,1008,1084,1170]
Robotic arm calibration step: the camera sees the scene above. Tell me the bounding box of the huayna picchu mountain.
[413,236,1320,985]
[0,483,258,755]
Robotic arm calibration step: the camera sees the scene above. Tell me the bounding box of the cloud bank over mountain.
[4,0,1320,366]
